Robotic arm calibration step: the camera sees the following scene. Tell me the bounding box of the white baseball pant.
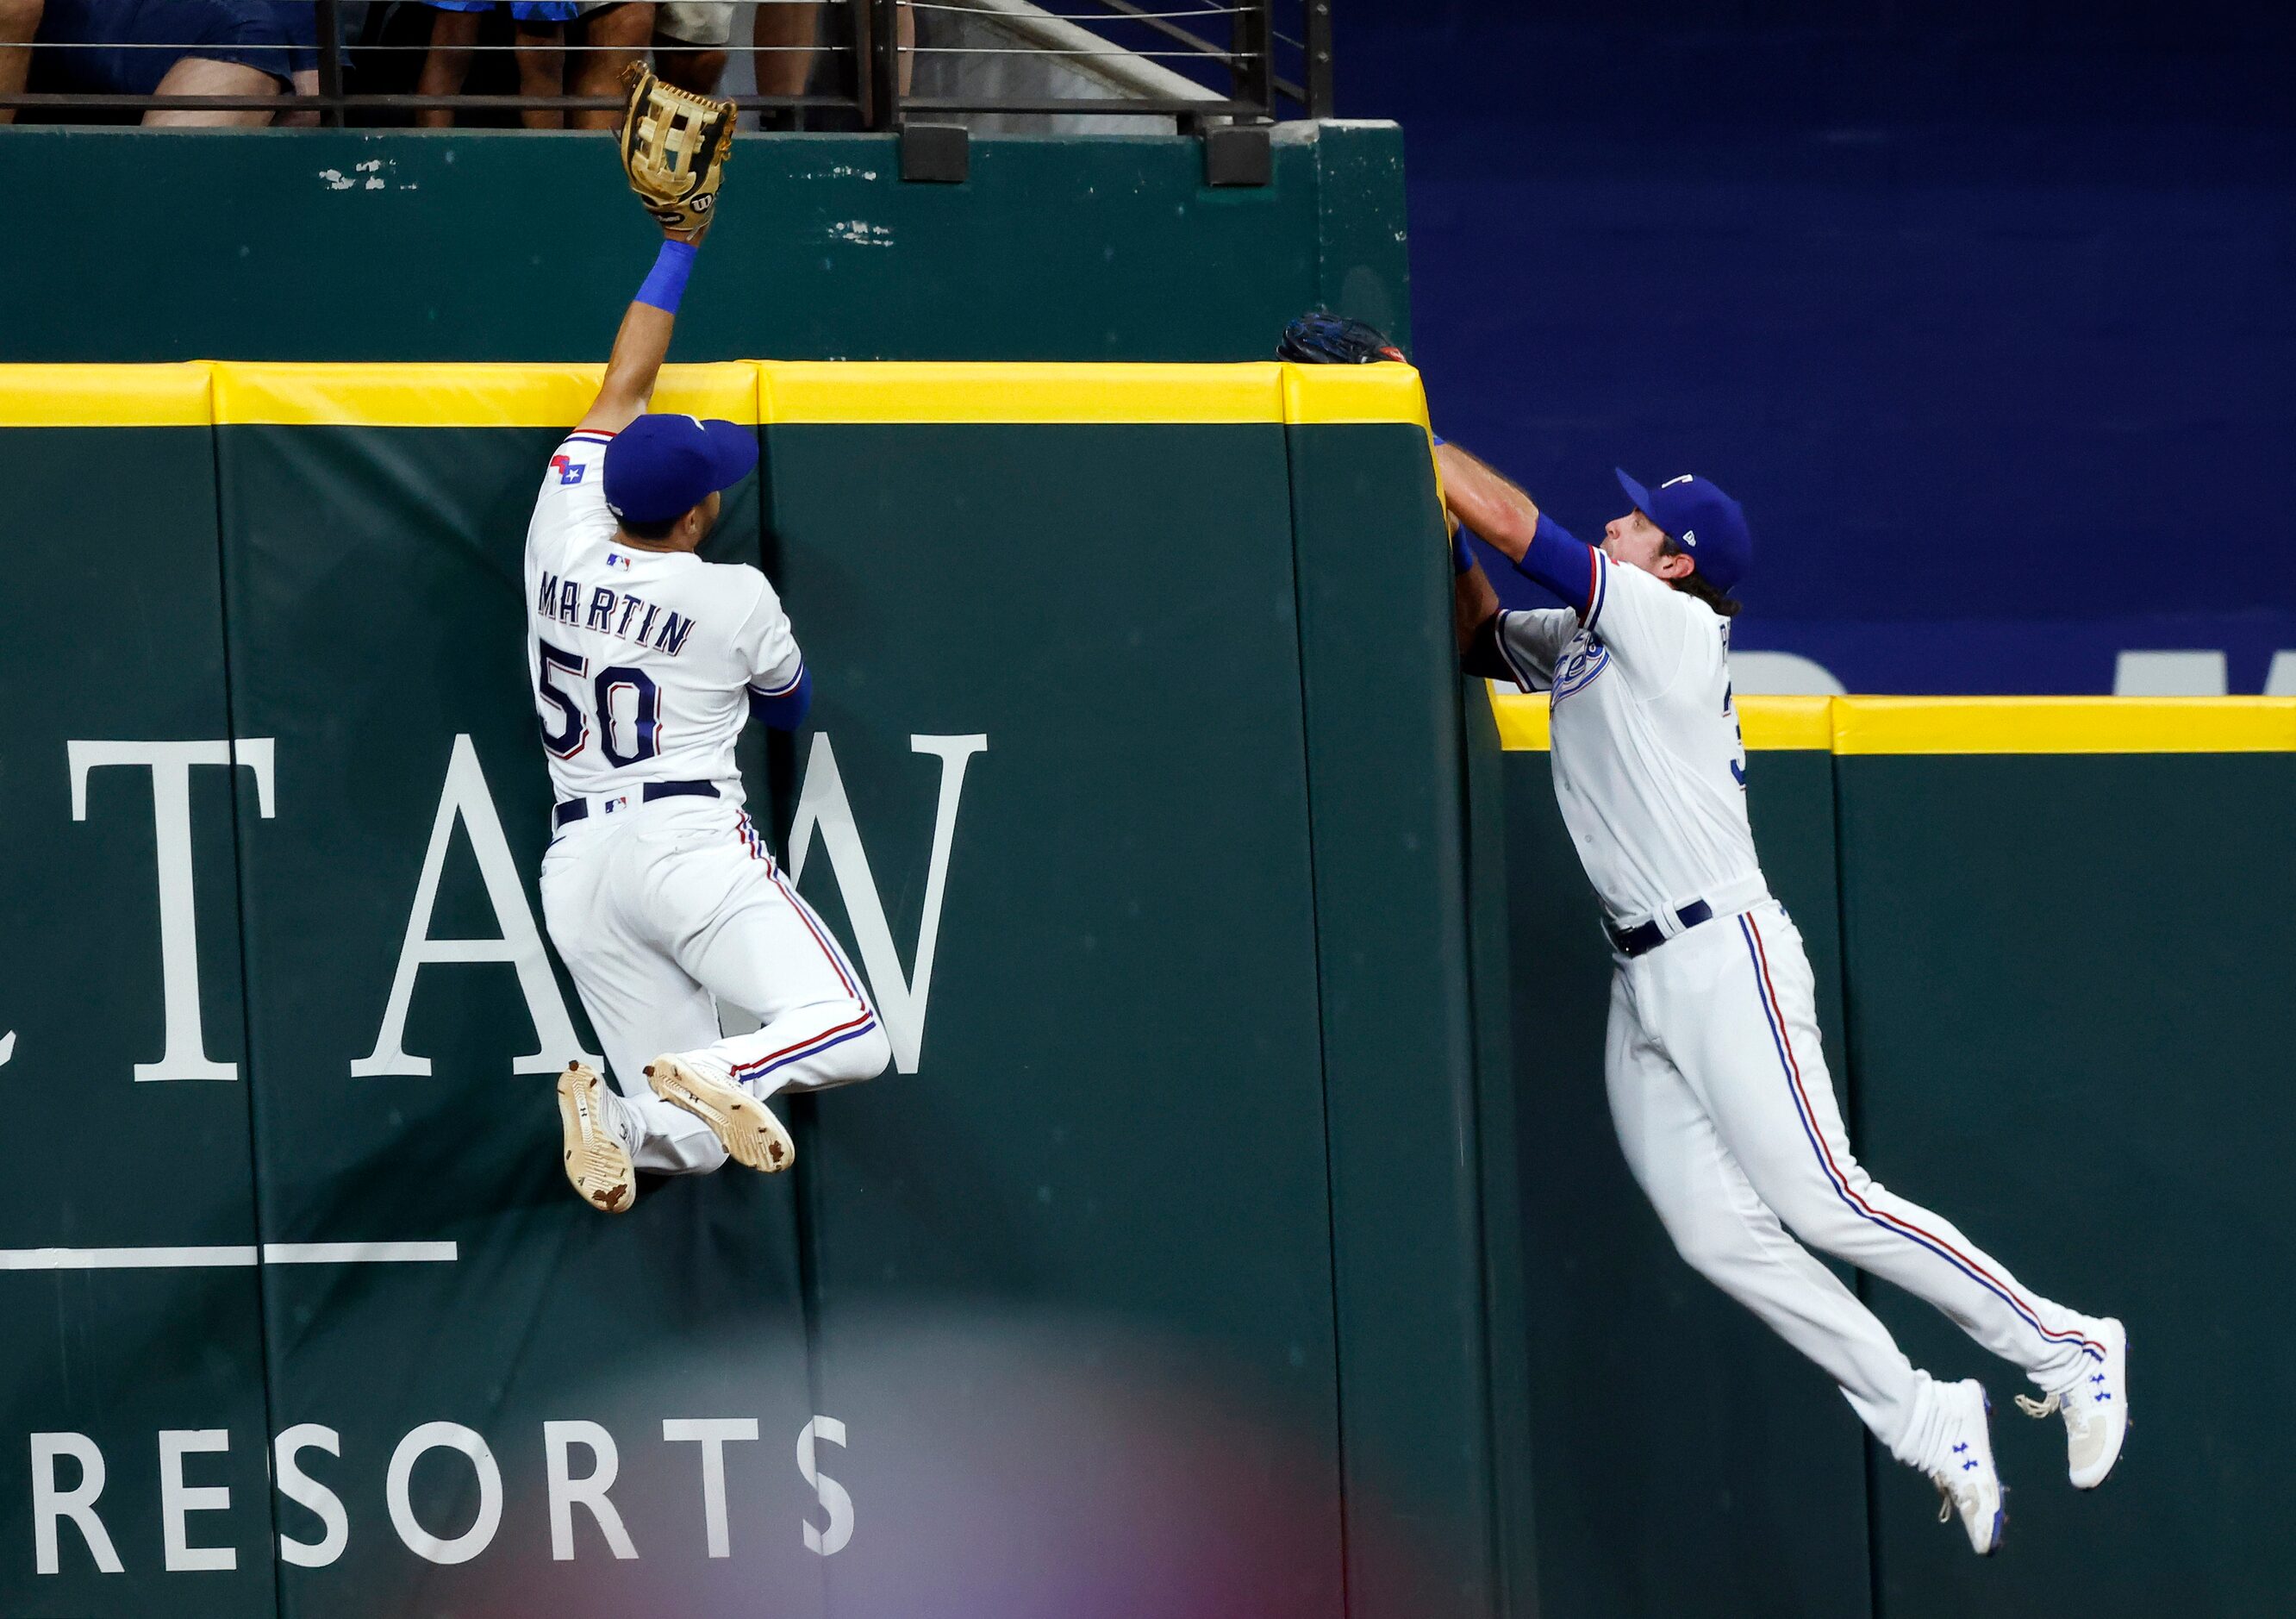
[540,793,890,1175]
[1605,898,2107,1465]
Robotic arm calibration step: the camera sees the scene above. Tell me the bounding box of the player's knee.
[1768,1190,1864,1260]
[825,1016,891,1085]
[1759,1161,1877,1258]
[1665,1217,1744,1282]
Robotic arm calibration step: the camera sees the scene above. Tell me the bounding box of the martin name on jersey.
[522,428,804,805]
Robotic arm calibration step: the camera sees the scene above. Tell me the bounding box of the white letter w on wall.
[787,734,986,1075]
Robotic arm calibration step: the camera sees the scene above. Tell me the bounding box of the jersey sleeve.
[1491,608,1577,691]
[732,569,805,696]
[1584,553,1710,697]
[537,429,617,524]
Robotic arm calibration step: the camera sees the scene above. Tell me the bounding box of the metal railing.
[0,0,1331,127]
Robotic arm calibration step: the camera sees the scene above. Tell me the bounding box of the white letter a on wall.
[788,734,986,1075]
[353,734,598,1078]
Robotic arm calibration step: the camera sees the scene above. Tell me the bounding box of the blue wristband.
[1451,528,1476,574]
[634,239,698,314]
[1432,432,1447,447]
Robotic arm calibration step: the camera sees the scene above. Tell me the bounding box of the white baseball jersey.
[1492,553,1763,928]
[524,424,887,1178]
[1488,542,2111,1472]
[522,427,804,808]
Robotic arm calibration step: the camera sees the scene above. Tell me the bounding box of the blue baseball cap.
[603,415,759,526]
[1615,467,1751,595]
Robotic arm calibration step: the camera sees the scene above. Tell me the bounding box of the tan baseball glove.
[618,62,736,241]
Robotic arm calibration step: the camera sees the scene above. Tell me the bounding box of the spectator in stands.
[267,0,321,126]
[566,0,728,120]
[30,0,296,123]
[750,0,908,127]
[565,0,637,124]
[0,0,39,122]
[649,1,726,94]
[751,0,812,111]
[413,0,572,128]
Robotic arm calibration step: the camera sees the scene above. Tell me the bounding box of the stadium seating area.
[0,0,892,127]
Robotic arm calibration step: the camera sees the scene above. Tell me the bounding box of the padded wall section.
[1497,739,1872,1619]
[210,395,826,1618]
[1289,423,1510,1616]
[1,363,1502,1619]
[760,418,1348,1616]
[1836,753,2296,1617]
[0,406,278,1616]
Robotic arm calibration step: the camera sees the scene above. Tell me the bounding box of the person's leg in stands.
[749,0,813,125]
[652,42,723,93]
[569,0,650,129]
[273,65,317,124]
[652,1,728,95]
[143,53,278,123]
[652,39,723,94]
[412,3,479,128]
[515,17,565,128]
[0,0,41,125]
[269,2,318,125]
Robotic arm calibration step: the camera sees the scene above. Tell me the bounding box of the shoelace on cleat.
[2016,1383,2098,1436]
[1930,1459,1984,1524]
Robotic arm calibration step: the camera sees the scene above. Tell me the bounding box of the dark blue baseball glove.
[1276,311,1406,365]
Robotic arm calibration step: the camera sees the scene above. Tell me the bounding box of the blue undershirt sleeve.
[1509,511,1605,622]
[747,665,812,730]
[634,239,698,315]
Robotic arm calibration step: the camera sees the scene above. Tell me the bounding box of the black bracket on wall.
[1204,124,1273,188]
[901,123,971,184]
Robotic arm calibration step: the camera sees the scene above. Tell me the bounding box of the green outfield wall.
[0,360,1520,1619]
[1494,692,2296,1619]
[0,124,1409,367]
[8,352,2294,1619]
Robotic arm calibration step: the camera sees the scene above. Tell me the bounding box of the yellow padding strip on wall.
[0,365,212,427]
[2,361,1434,428]
[760,361,1290,423]
[1490,688,2296,754]
[1830,696,2296,754]
[208,363,764,426]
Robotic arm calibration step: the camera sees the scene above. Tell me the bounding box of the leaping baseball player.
[1434,435,2129,1553]
[530,68,889,1215]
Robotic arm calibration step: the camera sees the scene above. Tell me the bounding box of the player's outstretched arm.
[1453,533,1501,652]
[1436,441,1602,620]
[575,233,694,436]
[578,64,736,436]
[1435,443,1541,560]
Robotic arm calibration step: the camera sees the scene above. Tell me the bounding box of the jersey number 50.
[537,637,660,766]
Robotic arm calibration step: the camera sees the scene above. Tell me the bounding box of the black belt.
[1607,899,1714,959]
[552,779,717,831]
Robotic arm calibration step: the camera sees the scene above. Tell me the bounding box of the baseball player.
[1436,440,2128,1553]
[533,69,889,1214]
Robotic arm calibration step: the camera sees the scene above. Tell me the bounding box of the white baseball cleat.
[1928,1378,2005,1556]
[2017,1316,2129,1490]
[558,1062,636,1215]
[646,1053,795,1174]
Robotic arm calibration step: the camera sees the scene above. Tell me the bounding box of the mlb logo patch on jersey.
[607,553,632,570]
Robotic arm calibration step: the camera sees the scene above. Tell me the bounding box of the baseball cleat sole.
[558,1062,636,1214]
[646,1055,795,1174]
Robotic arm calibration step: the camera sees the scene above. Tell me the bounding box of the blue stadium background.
[1348,0,2296,694]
